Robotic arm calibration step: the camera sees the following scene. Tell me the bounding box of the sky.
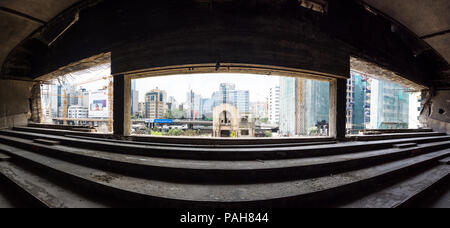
[134,73,280,103]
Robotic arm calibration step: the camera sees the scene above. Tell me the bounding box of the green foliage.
[264,131,272,137]
[168,128,182,136]
[308,126,319,136]
[150,130,163,136]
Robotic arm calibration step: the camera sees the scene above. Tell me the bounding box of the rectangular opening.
[345,71,423,135]
[39,63,113,133]
[130,73,331,138]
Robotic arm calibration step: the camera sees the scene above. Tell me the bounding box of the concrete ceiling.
[362,0,450,64]
[0,0,448,82]
[0,0,80,77]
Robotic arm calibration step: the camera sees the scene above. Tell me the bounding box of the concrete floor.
[420,181,450,208]
[0,180,29,208]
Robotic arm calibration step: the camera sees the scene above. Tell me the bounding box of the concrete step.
[1,141,449,207]
[0,152,10,161]
[0,161,116,208]
[347,132,447,141]
[33,139,60,146]
[65,135,337,149]
[393,143,418,149]
[28,123,94,130]
[1,129,450,160]
[340,165,450,208]
[439,157,450,165]
[16,126,446,145]
[16,126,335,145]
[0,134,449,183]
[0,177,33,208]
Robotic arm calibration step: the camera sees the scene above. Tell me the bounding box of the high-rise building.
[279,78,301,136]
[131,80,139,115]
[301,79,330,135]
[268,86,280,124]
[235,90,250,113]
[346,72,371,133]
[167,96,178,111]
[212,83,249,114]
[186,90,203,119]
[369,79,409,129]
[145,88,167,119]
[279,77,330,136]
[51,84,63,118]
[202,98,214,119]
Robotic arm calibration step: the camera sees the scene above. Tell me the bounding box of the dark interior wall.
[23,0,437,85]
[0,80,35,129]
[32,0,352,78]
[18,0,439,86]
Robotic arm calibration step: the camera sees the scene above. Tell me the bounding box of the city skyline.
[134,73,280,103]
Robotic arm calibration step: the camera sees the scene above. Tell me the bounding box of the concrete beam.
[329,78,347,140]
[113,74,131,137]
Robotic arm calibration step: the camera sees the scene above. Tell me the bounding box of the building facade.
[68,105,88,119]
[279,77,330,136]
[145,88,167,119]
[369,79,410,129]
[212,83,249,114]
[186,90,203,119]
[268,86,280,124]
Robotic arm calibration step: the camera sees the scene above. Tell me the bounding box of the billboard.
[89,90,109,118]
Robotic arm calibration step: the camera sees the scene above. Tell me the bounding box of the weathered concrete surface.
[362,0,450,63]
[341,165,450,208]
[1,0,445,88]
[0,161,111,208]
[0,80,34,129]
[422,90,450,134]
[1,139,449,207]
[1,132,449,184]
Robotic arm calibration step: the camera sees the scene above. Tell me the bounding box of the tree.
[164,110,174,119]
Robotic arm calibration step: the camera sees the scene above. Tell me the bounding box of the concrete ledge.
[341,165,450,208]
[2,129,450,160]
[1,133,449,183]
[393,143,418,149]
[0,152,10,161]
[1,141,449,207]
[0,161,113,208]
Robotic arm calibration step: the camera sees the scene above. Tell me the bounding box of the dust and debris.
[92,173,119,183]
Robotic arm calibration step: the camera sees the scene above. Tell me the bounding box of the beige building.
[145,88,167,119]
[213,104,255,137]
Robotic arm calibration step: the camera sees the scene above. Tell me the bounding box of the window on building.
[345,71,423,135]
[130,73,330,138]
[40,63,113,133]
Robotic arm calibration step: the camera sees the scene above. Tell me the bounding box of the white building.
[68,105,88,119]
[186,90,203,119]
[409,92,422,129]
[268,86,280,124]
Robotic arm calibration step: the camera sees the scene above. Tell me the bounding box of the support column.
[329,78,347,140]
[113,74,131,136]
